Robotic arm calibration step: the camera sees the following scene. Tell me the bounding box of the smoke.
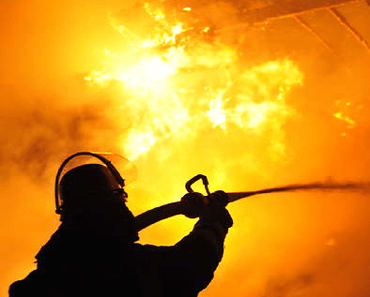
[0,74,130,295]
[262,273,315,297]
[0,1,135,291]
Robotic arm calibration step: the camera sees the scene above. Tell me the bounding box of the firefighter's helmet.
[55,152,132,217]
[54,152,138,240]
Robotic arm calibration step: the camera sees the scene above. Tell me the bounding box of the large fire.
[2,1,370,297]
[83,4,304,161]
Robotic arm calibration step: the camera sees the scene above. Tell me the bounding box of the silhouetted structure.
[9,161,232,297]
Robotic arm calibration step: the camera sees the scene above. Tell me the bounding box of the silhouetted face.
[59,164,138,241]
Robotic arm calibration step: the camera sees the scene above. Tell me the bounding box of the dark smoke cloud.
[0,93,114,179]
[263,273,315,297]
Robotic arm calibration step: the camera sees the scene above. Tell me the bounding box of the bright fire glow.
[84,5,304,161]
[333,100,357,130]
[3,1,370,297]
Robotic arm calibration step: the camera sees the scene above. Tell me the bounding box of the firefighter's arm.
[162,191,232,293]
[180,191,233,261]
[135,193,232,296]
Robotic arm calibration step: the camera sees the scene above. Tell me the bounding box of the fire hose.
[135,174,369,231]
[53,152,370,231]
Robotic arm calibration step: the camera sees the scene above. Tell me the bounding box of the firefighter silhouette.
[9,152,232,297]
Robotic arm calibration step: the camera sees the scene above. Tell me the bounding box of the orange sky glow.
[1,0,370,296]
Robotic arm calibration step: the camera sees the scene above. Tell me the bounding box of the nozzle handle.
[185,174,211,195]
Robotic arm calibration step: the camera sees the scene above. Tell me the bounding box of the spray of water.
[227,181,370,202]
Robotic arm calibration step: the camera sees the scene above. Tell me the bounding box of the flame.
[84,4,304,161]
[333,100,357,131]
[5,2,370,297]
[334,111,356,127]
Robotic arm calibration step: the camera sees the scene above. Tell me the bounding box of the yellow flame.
[119,56,177,93]
[208,94,227,129]
[125,129,158,160]
[333,100,357,130]
[84,5,304,161]
[334,112,356,127]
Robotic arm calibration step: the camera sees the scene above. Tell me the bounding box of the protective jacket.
[9,220,227,297]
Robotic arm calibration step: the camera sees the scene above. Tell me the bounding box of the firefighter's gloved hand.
[181,192,207,218]
[181,190,233,229]
[208,190,229,207]
[200,190,233,229]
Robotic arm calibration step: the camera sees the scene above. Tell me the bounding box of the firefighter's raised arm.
[163,191,233,295]
[180,190,233,258]
[133,191,233,296]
